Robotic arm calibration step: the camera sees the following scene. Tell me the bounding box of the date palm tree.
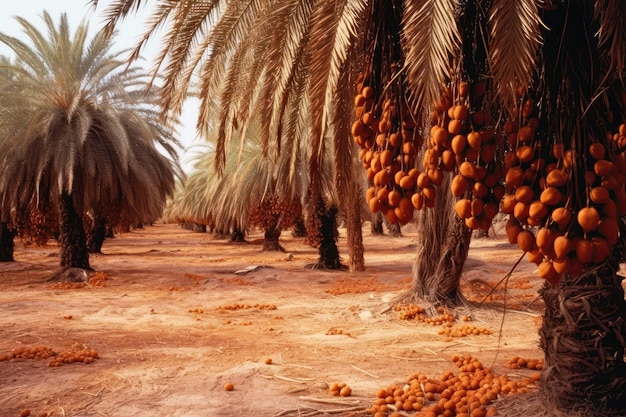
[0,12,181,271]
[95,1,626,414]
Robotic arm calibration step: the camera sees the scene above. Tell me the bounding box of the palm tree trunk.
[534,4,626,413]
[87,216,107,253]
[307,197,342,269]
[58,193,90,269]
[408,175,471,306]
[263,227,283,251]
[318,204,341,269]
[539,242,626,413]
[387,221,402,237]
[231,226,245,242]
[370,214,384,235]
[344,182,365,272]
[291,215,307,238]
[0,222,16,262]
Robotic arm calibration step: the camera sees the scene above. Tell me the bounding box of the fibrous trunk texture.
[87,216,107,253]
[370,215,384,235]
[0,222,16,262]
[59,193,90,269]
[318,203,341,269]
[344,184,365,272]
[291,215,307,238]
[409,175,471,306]
[263,227,283,251]
[539,254,626,413]
[231,227,245,242]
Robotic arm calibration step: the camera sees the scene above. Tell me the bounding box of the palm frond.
[256,0,312,156]
[92,0,149,38]
[307,0,366,172]
[594,0,626,80]
[154,1,222,116]
[489,0,541,112]
[402,0,461,112]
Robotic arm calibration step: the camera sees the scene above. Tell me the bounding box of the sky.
[0,0,202,172]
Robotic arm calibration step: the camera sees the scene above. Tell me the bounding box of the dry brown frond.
[402,0,461,112]
[489,0,542,113]
[594,0,626,80]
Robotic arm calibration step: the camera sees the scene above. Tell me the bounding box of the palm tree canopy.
[91,0,543,158]
[0,11,182,225]
[93,0,365,190]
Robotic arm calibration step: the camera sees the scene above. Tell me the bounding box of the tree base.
[304,262,348,271]
[1,222,16,262]
[370,217,384,235]
[263,228,284,251]
[540,261,626,413]
[231,229,246,242]
[48,267,93,283]
[262,242,285,252]
[0,248,14,262]
[495,391,626,417]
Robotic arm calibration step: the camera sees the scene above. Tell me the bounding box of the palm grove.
[1,0,624,416]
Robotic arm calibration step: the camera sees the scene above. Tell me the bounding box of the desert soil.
[0,222,572,417]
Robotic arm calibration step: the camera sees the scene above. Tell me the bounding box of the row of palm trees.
[0,10,369,272]
[162,121,309,249]
[0,13,182,269]
[93,0,626,415]
[163,115,366,263]
[0,2,624,415]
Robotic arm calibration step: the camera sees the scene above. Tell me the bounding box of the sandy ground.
[0,222,555,417]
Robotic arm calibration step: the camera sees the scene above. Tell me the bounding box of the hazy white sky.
[0,1,202,170]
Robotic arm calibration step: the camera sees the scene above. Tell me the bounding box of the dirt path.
[1,223,549,417]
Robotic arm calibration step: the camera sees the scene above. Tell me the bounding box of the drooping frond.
[92,0,150,38]
[173,121,273,232]
[402,0,461,112]
[307,0,367,176]
[489,0,542,112]
[194,0,263,122]
[256,0,313,157]
[212,16,272,172]
[594,0,626,80]
[153,1,222,117]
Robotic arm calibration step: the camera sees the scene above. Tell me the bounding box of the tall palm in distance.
[0,12,182,270]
